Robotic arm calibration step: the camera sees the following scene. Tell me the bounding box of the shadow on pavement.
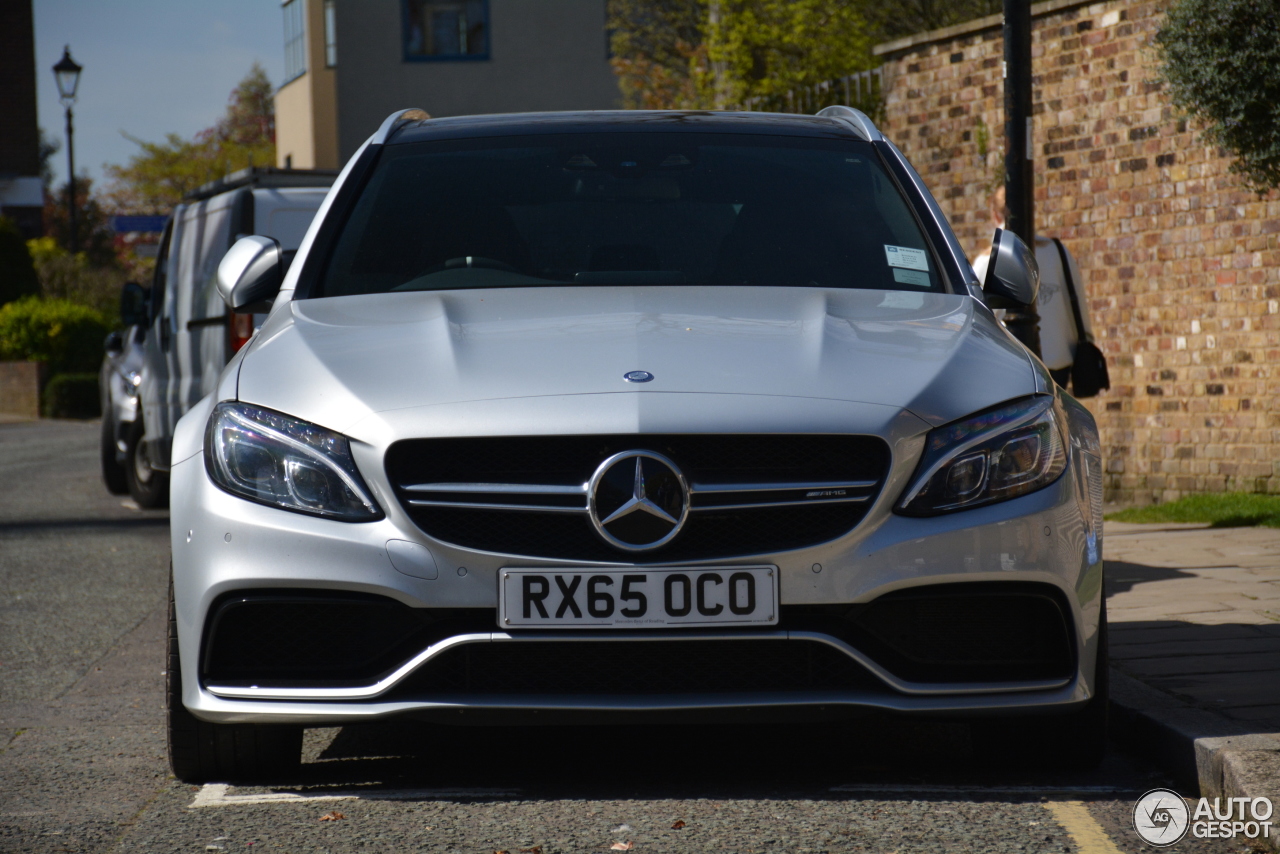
[0,515,170,532]
[235,715,1148,801]
[1109,618,1280,731]
[1105,560,1203,597]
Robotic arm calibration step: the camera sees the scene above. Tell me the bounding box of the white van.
[127,168,335,507]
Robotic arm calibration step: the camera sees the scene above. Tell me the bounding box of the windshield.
[316,132,946,297]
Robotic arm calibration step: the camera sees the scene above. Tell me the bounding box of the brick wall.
[0,361,45,420]
[0,0,40,178]
[874,0,1280,504]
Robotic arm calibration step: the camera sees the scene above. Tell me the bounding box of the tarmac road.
[0,419,1260,853]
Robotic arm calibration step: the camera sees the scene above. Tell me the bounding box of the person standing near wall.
[973,186,1109,397]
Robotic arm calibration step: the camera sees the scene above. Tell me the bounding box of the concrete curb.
[1110,668,1280,851]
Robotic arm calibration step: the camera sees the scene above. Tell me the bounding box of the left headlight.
[204,402,382,521]
[896,395,1067,516]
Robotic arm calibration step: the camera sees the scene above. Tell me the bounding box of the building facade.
[0,0,45,239]
[874,0,1280,505]
[274,0,620,169]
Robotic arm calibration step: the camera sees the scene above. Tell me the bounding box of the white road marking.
[830,783,1136,797]
[189,783,520,808]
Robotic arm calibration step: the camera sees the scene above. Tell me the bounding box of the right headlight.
[896,395,1067,516]
[205,402,382,521]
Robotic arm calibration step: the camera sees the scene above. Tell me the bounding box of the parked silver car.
[99,317,147,495]
[125,168,336,508]
[166,108,1107,782]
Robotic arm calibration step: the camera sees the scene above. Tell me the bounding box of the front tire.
[167,573,303,783]
[100,415,128,495]
[125,418,169,508]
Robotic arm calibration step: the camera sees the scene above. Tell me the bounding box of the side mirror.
[983,228,1040,308]
[120,281,148,326]
[104,330,124,354]
[217,235,283,313]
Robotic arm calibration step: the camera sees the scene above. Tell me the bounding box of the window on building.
[403,0,489,60]
[324,0,337,67]
[283,0,306,82]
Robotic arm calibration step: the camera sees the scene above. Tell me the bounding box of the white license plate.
[499,566,778,629]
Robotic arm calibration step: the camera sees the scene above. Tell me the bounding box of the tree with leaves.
[701,0,874,109]
[609,0,705,109]
[1158,0,1280,193]
[105,64,276,213]
[864,0,1001,42]
[0,217,40,307]
[608,0,1001,111]
[43,175,117,268]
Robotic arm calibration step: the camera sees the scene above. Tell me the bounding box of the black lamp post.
[53,46,83,254]
[1002,0,1041,357]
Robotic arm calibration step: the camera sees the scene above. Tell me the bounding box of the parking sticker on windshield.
[884,245,930,271]
[892,268,931,287]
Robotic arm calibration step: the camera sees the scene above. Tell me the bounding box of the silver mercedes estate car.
[166,107,1107,782]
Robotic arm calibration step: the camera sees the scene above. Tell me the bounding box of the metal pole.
[65,105,77,255]
[1002,0,1040,356]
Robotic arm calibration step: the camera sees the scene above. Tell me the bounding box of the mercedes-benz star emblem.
[588,450,689,551]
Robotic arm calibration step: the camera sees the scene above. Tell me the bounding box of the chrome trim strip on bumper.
[692,496,869,511]
[406,496,872,513]
[406,499,587,514]
[690,480,879,494]
[400,480,881,514]
[402,480,878,496]
[204,629,1071,702]
[191,682,1089,724]
[403,483,588,495]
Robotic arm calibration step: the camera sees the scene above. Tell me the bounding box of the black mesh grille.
[389,639,879,697]
[783,583,1077,683]
[385,434,890,561]
[201,592,491,686]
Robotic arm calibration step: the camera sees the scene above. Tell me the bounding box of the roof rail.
[372,108,432,145]
[815,105,881,142]
[185,167,340,202]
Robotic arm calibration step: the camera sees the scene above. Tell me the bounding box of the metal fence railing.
[739,67,884,119]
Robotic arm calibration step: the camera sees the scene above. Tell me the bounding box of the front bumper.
[170,386,1105,727]
[170,432,1103,726]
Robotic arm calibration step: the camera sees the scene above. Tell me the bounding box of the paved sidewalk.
[1104,520,1280,820]
[1107,521,1280,729]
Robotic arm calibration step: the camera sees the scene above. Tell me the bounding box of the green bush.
[42,372,101,419]
[1158,0,1280,192]
[0,296,112,375]
[0,217,40,307]
[27,236,131,319]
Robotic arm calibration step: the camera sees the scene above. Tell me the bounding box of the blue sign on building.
[109,215,168,234]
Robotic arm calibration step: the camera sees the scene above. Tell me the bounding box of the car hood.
[238,286,1034,435]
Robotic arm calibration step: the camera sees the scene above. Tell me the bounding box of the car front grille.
[385,434,890,562]
[388,639,880,697]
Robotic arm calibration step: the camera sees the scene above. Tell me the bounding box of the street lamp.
[1001,0,1041,357]
[52,46,83,254]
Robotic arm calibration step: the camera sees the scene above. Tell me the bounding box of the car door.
[139,211,181,463]
[188,195,235,406]
[172,197,233,424]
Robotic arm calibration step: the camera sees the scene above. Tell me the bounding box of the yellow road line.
[1045,800,1126,854]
